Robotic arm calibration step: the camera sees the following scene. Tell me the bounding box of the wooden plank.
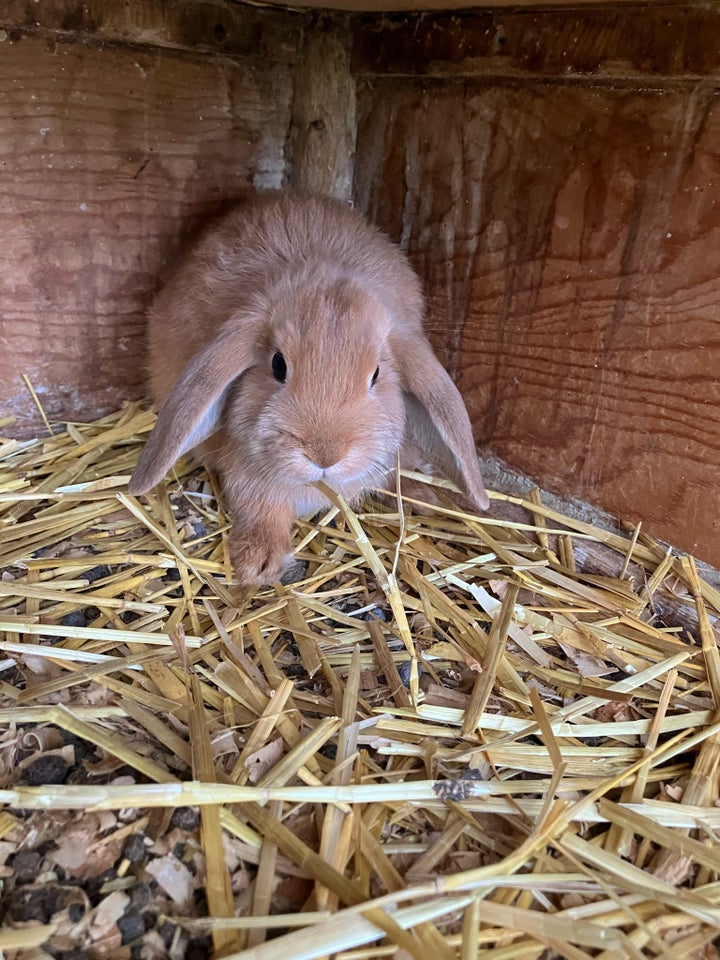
[0,28,296,435]
[354,77,720,567]
[258,0,677,11]
[353,4,720,83]
[287,23,356,199]
[1,0,302,58]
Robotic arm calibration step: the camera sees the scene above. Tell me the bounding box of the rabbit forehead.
[268,280,392,353]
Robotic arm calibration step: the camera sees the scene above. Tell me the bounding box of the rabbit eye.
[272,351,287,383]
[370,366,379,387]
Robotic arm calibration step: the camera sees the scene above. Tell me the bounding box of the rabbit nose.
[312,451,340,471]
[306,440,345,471]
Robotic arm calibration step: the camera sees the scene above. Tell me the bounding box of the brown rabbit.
[129,191,488,585]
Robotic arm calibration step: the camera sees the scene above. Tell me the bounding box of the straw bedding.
[0,402,719,959]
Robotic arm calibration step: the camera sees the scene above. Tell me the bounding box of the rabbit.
[128,190,489,586]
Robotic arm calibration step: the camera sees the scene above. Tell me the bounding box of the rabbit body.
[130,191,488,585]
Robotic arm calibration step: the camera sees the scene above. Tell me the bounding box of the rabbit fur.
[129,191,488,586]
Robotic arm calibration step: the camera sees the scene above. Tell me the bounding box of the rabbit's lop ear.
[129,322,257,495]
[393,335,490,511]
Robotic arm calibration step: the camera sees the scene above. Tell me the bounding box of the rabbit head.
[220,279,407,511]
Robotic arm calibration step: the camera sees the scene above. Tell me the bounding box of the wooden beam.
[287,17,356,199]
[353,4,720,84]
[261,0,678,11]
[1,0,303,57]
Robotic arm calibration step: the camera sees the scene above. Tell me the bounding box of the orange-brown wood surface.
[352,5,720,81]
[0,3,300,432]
[3,0,720,567]
[355,70,720,563]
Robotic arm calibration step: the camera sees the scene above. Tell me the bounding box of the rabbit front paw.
[230,535,293,587]
[228,501,296,587]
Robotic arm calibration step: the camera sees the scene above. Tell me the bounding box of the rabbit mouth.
[292,466,392,517]
[297,451,394,489]
[299,462,366,488]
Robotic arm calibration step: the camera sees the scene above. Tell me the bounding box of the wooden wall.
[0,0,304,433]
[353,5,720,565]
[3,0,720,567]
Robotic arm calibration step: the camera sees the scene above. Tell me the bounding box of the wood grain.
[287,21,356,199]
[353,4,720,83]
[258,0,679,11]
[1,0,302,58]
[0,24,297,433]
[5,0,720,571]
[355,78,720,565]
